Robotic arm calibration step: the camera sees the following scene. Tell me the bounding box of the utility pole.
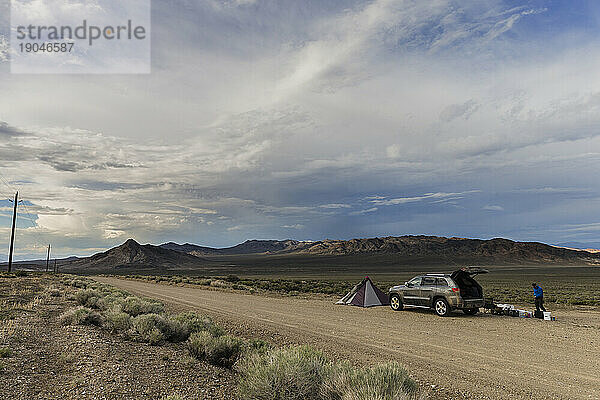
[46,244,51,272]
[7,191,18,273]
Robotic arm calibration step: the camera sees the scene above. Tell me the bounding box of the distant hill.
[163,235,600,265]
[160,239,308,256]
[554,242,600,253]
[10,235,600,274]
[64,239,205,272]
[291,236,600,264]
[0,256,79,267]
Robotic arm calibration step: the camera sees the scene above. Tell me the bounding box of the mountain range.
[9,235,600,273]
[160,236,600,263]
[160,239,305,256]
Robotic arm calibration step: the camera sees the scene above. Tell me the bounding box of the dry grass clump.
[75,289,103,308]
[174,311,224,337]
[321,362,418,400]
[129,313,188,345]
[59,306,103,326]
[120,296,164,316]
[125,310,226,344]
[188,331,246,368]
[237,345,329,400]
[103,308,132,333]
[236,346,420,400]
[63,277,89,288]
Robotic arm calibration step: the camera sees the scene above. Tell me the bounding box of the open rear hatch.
[451,267,488,299]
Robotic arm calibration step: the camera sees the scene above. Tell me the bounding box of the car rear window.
[421,277,436,285]
[436,278,448,286]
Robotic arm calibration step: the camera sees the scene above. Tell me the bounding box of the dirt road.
[95,277,600,400]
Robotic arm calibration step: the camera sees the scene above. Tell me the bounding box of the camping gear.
[336,276,390,307]
[483,297,495,309]
[543,312,552,321]
[534,310,544,319]
[497,303,515,310]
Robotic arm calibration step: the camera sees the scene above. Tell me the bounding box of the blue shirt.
[533,286,543,298]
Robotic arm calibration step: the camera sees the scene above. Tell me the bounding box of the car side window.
[421,277,436,286]
[436,278,448,286]
[407,277,421,287]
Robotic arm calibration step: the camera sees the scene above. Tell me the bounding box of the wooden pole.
[7,191,18,273]
[46,244,51,272]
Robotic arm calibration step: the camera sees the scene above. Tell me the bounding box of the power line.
[0,186,13,201]
[0,171,48,261]
[0,173,15,200]
[0,170,17,192]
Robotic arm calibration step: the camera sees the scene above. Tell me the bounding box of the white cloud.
[318,203,351,209]
[369,191,479,206]
[35,214,87,236]
[103,229,125,239]
[282,224,304,229]
[386,144,402,159]
[483,205,504,211]
[350,207,378,216]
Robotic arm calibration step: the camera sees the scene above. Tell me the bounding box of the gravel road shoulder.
[0,275,235,400]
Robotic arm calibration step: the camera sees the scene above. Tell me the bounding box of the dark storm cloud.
[37,155,139,172]
[439,100,480,122]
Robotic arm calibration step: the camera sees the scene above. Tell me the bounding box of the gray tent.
[336,276,389,307]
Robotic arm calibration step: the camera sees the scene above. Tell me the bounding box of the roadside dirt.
[0,275,235,400]
[96,276,600,400]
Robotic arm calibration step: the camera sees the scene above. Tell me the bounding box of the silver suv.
[388,268,488,316]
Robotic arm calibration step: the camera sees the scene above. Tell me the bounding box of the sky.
[1,0,600,260]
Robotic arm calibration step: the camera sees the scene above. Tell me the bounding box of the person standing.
[532,283,546,312]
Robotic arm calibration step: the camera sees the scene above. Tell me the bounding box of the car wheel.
[463,308,478,315]
[389,294,403,311]
[434,298,450,317]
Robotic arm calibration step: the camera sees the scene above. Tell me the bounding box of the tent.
[336,276,390,307]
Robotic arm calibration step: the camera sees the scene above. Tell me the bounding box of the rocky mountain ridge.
[163,235,600,265]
